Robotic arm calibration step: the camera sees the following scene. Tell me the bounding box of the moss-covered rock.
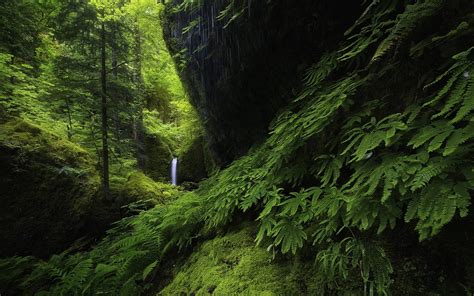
[159,226,315,295]
[178,136,215,184]
[143,132,173,181]
[116,171,181,205]
[0,118,186,258]
[0,118,100,258]
[0,119,189,257]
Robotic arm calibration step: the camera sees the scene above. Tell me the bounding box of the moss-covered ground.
[159,226,315,296]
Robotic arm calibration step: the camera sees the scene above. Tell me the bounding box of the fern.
[271,218,307,255]
[409,156,457,191]
[314,155,343,187]
[300,51,340,92]
[342,113,407,162]
[315,237,392,295]
[338,0,398,64]
[371,0,444,62]
[444,118,474,155]
[426,47,474,121]
[405,179,471,240]
[4,1,474,294]
[408,120,454,149]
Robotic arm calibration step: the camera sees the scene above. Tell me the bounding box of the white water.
[171,157,178,185]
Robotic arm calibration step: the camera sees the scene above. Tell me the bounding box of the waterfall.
[171,157,178,185]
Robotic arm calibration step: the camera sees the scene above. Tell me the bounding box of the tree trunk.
[65,97,73,140]
[133,19,146,169]
[100,21,110,201]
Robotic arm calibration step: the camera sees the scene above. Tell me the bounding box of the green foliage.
[0,192,207,295]
[0,0,45,62]
[0,118,97,176]
[371,0,444,63]
[0,0,200,185]
[2,0,474,295]
[173,0,254,29]
[315,237,393,295]
[182,2,473,292]
[0,118,101,257]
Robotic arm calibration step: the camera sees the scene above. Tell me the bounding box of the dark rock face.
[178,136,214,183]
[164,0,361,164]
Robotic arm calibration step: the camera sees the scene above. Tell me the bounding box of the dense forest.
[0,0,473,295]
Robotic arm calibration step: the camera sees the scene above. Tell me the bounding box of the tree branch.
[63,58,140,83]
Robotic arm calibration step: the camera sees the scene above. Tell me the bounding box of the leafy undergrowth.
[0,192,202,295]
[1,0,474,295]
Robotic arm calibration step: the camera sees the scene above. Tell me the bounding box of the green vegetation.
[0,116,183,258]
[0,0,200,184]
[117,171,180,204]
[0,118,99,257]
[160,226,316,295]
[0,0,196,271]
[1,0,474,295]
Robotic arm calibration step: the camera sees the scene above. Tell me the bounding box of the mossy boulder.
[178,136,215,183]
[116,171,181,205]
[0,119,100,258]
[143,132,173,181]
[159,226,316,295]
[0,119,183,258]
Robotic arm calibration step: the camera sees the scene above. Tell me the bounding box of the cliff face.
[163,0,361,164]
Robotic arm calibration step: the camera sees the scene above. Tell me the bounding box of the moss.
[0,118,95,172]
[0,118,100,258]
[159,226,314,296]
[143,132,173,181]
[116,171,181,205]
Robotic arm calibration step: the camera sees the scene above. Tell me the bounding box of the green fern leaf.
[450,79,474,123]
[272,218,307,254]
[443,120,474,156]
[408,120,453,149]
[142,261,158,281]
[371,0,444,62]
[279,192,307,217]
[256,217,276,246]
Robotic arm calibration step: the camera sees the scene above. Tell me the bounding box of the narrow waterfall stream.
[171,157,178,185]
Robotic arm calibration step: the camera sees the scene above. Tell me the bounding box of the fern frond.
[410,156,454,191]
[271,218,307,254]
[371,0,444,62]
[300,52,339,91]
[343,114,407,162]
[314,155,343,187]
[443,119,474,155]
[405,180,471,240]
[408,120,454,149]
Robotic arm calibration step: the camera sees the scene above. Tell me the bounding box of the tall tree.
[100,17,110,200]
